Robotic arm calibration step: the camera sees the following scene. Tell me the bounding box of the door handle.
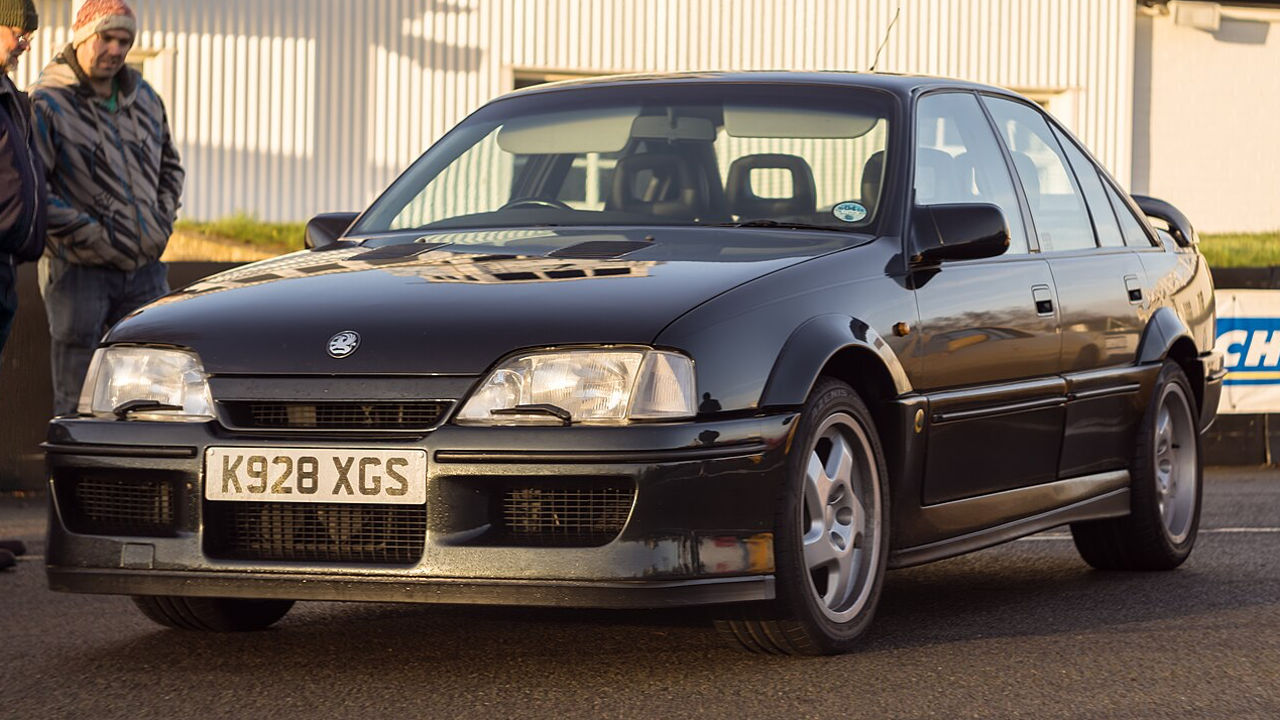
[1032,284,1054,316]
[1125,274,1143,304]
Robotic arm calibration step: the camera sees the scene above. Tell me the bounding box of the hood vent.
[548,240,652,259]
[350,243,449,263]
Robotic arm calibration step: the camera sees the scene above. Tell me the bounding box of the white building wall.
[1134,1,1280,233]
[19,0,1135,223]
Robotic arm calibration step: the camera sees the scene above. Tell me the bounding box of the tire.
[1071,361,1202,571]
[132,595,294,631]
[716,378,890,655]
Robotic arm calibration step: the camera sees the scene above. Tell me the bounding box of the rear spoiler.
[1131,194,1197,248]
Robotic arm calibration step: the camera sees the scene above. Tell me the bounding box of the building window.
[126,47,177,108]
[512,68,608,91]
[1009,87,1077,129]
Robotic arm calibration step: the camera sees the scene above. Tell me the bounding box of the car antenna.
[868,5,902,72]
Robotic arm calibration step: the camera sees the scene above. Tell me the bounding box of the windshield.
[354,83,896,235]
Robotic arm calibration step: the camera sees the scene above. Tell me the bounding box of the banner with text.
[1216,289,1280,414]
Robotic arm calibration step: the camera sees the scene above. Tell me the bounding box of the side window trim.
[1097,172,1161,249]
[973,91,1043,254]
[1040,114,1159,249]
[979,92,1102,254]
[1045,125,1105,250]
[911,88,1038,258]
[1048,123,1123,250]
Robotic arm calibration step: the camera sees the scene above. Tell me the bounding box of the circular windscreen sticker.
[832,202,868,223]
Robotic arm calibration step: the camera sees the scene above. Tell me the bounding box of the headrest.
[608,152,704,219]
[862,151,885,214]
[952,151,979,197]
[725,154,816,219]
[1010,152,1041,210]
[913,147,961,204]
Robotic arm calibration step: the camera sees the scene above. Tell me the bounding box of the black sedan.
[45,72,1224,655]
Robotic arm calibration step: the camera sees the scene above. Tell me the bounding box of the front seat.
[725,153,817,219]
[607,151,706,220]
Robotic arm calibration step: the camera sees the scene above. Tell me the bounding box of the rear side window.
[1051,126,1125,248]
[981,96,1096,253]
[1103,181,1158,248]
[915,92,1029,254]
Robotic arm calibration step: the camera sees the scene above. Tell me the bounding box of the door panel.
[921,376,1067,504]
[913,256,1064,504]
[910,92,1065,505]
[912,259,1062,389]
[1059,365,1156,478]
[1049,251,1148,373]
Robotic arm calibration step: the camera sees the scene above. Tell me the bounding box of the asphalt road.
[2,467,1278,720]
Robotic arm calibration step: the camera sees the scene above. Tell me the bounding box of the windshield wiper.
[491,403,573,426]
[713,219,846,233]
[113,399,184,419]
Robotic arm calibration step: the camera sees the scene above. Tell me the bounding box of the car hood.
[109,227,866,374]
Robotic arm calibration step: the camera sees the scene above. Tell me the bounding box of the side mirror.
[1131,194,1196,248]
[305,212,359,250]
[911,203,1010,264]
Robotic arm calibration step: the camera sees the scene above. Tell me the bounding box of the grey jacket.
[29,46,184,270]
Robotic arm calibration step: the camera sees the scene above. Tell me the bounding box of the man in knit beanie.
[0,0,46,361]
[0,0,36,72]
[0,0,43,571]
[29,0,184,416]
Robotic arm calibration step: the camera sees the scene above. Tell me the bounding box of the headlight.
[456,348,696,425]
[77,346,215,422]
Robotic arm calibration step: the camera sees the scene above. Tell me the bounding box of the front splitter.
[48,566,775,609]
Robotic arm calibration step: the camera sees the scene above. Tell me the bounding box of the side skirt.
[889,475,1130,569]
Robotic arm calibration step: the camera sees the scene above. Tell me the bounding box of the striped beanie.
[72,0,135,47]
[0,0,38,34]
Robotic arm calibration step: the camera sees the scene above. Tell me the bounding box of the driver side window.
[915,93,1029,254]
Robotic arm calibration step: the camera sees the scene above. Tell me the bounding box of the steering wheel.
[499,198,573,211]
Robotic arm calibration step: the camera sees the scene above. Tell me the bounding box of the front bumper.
[45,413,796,609]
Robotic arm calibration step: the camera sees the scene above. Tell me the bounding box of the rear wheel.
[716,378,889,655]
[1071,361,1202,570]
[132,595,294,631]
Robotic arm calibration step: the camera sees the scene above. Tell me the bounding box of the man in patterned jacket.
[29,0,183,415]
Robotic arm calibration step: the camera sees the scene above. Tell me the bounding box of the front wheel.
[1071,361,1202,570]
[716,378,889,655]
[132,595,294,631]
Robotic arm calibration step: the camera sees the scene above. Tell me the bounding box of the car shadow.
[861,548,1243,651]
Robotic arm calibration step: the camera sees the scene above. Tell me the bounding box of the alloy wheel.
[800,412,882,622]
[1154,383,1197,544]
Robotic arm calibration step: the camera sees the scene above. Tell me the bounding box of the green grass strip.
[175,213,308,252]
[1200,232,1280,269]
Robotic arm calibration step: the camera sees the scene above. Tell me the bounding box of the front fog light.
[77,346,215,421]
[456,348,696,425]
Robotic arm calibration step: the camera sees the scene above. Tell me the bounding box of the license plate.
[204,447,427,504]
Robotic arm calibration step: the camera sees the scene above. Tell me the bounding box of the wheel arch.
[759,314,911,412]
[1137,306,1204,414]
[1168,337,1203,416]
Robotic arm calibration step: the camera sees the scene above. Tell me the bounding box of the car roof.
[503,70,1024,103]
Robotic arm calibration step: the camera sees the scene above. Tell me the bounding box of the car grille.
[498,482,635,547]
[205,502,426,564]
[58,473,178,537]
[221,401,452,431]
